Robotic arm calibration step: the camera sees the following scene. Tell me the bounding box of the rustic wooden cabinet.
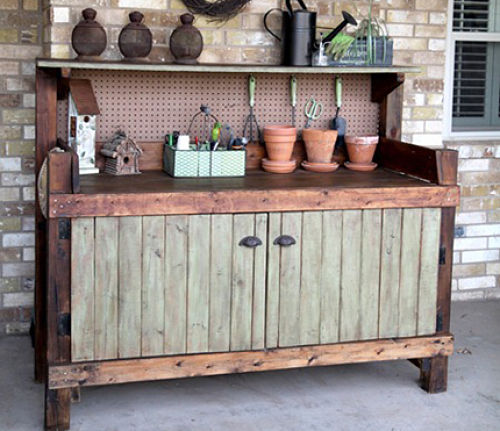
[35,60,459,430]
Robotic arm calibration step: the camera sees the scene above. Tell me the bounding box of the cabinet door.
[71,213,267,362]
[266,209,441,349]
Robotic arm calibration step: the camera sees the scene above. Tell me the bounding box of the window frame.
[443,0,500,140]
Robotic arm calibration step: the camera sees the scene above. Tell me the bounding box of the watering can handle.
[263,8,282,41]
[286,0,308,14]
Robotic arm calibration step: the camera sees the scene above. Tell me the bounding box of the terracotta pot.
[263,126,296,162]
[263,125,296,136]
[345,135,379,164]
[302,129,338,163]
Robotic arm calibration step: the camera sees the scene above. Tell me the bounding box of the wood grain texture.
[49,335,454,389]
[118,217,142,358]
[141,216,165,356]
[94,217,118,360]
[45,388,71,431]
[71,218,95,362]
[252,213,267,349]
[266,213,281,349]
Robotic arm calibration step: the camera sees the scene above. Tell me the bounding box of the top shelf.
[36,58,421,75]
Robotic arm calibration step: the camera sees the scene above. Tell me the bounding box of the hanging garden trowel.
[331,76,347,162]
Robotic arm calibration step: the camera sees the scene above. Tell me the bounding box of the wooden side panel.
[71,218,95,362]
[398,208,422,337]
[418,208,441,335]
[209,214,232,353]
[320,211,341,344]
[164,215,188,355]
[266,213,281,349]
[278,212,302,347]
[300,211,322,345]
[186,215,210,353]
[340,210,362,342]
[252,213,267,350]
[379,209,402,338]
[141,216,165,356]
[359,210,382,340]
[94,217,118,360]
[118,217,142,358]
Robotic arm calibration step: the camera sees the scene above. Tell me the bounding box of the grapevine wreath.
[181,0,252,21]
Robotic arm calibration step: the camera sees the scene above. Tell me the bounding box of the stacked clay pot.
[345,136,379,172]
[262,126,297,173]
[302,129,339,173]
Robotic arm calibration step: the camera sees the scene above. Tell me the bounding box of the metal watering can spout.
[321,11,357,45]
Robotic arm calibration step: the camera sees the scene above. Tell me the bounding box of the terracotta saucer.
[345,161,378,172]
[262,158,296,174]
[301,160,339,173]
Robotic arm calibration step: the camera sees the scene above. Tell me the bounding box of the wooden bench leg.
[419,355,448,393]
[45,387,71,431]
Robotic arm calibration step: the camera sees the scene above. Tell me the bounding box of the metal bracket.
[58,219,71,240]
[439,246,446,265]
[57,313,71,336]
[436,311,443,332]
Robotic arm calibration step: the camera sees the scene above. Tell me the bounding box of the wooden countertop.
[48,169,459,218]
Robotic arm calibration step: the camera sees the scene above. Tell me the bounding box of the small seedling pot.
[263,125,297,162]
[303,129,338,163]
[345,136,379,164]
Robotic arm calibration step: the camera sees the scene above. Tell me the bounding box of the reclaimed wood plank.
[141,216,165,356]
[418,208,441,336]
[252,213,267,350]
[320,211,342,344]
[300,211,322,345]
[208,214,232,352]
[278,212,302,347]
[379,209,402,338]
[186,214,210,353]
[266,212,281,349]
[231,214,255,351]
[164,216,188,355]
[359,210,382,340]
[340,210,362,342]
[71,218,95,362]
[398,208,422,337]
[94,217,118,360]
[118,217,142,358]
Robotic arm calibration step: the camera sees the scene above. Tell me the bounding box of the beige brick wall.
[0,0,498,334]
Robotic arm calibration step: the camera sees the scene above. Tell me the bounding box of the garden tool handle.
[290,76,297,108]
[336,77,342,110]
[249,75,256,108]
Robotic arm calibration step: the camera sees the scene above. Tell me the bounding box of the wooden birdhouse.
[68,79,100,175]
[100,131,143,175]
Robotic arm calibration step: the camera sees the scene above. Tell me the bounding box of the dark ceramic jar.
[169,13,203,65]
[119,11,152,61]
[71,8,107,60]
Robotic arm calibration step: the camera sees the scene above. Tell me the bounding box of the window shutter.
[453,0,490,31]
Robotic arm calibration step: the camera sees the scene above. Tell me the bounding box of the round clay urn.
[170,13,203,65]
[119,11,152,61]
[71,8,107,60]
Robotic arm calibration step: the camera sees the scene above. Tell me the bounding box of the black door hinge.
[57,313,71,336]
[58,219,71,240]
[436,311,443,332]
[439,246,446,265]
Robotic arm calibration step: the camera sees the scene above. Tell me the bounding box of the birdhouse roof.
[69,79,100,115]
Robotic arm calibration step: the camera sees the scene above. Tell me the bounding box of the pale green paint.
[252,213,267,350]
[266,213,282,349]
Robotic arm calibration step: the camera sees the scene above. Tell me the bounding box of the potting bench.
[35,59,458,430]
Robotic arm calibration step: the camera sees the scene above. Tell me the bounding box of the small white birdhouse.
[67,79,100,175]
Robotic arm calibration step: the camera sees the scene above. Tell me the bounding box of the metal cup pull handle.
[274,235,296,247]
[239,236,263,248]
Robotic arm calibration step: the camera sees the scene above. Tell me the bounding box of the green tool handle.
[290,75,297,108]
[249,75,256,108]
[335,77,342,109]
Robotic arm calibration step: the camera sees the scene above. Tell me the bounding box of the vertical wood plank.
[278,212,302,347]
[141,216,165,356]
[379,209,402,339]
[118,216,142,358]
[418,208,441,335]
[231,214,255,351]
[266,212,281,349]
[359,210,382,340]
[340,210,362,342]
[186,214,210,353]
[398,208,422,337]
[300,211,322,345]
[165,215,188,355]
[320,211,342,344]
[208,214,233,352]
[252,213,267,349]
[71,218,95,362]
[94,217,118,360]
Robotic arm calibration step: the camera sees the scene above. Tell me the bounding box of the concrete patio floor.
[1,300,499,431]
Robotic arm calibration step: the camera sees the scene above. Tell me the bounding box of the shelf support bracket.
[371,73,405,103]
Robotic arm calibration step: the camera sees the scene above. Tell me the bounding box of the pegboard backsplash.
[57,70,379,143]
